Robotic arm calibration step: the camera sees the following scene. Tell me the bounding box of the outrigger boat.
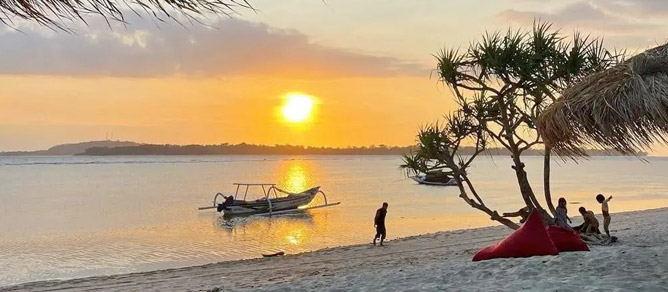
[198,183,340,216]
[410,170,458,186]
[410,175,457,186]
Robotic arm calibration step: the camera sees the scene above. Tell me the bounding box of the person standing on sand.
[597,194,613,236]
[373,202,388,246]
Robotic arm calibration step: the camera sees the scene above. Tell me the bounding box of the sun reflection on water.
[285,228,305,245]
[217,214,317,248]
[277,161,315,193]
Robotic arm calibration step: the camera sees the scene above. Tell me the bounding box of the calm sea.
[1,155,668,286]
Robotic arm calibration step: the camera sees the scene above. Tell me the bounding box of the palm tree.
[0,0,253,29]
[402,22,619,229]
[538,44,668,156]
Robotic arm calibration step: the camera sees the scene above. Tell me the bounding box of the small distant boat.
[410,170,458,186]
[410,175,458,186]
[198,183,340,216]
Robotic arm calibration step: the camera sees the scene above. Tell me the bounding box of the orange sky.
[0,75,453,150]
[2,0,668,155]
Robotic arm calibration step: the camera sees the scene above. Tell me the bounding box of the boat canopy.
[232,183,279,201]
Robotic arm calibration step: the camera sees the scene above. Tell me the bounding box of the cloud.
[0,17,426,78]
[497,1,656,33]
[496,0,668,51]
[594,0,668,17]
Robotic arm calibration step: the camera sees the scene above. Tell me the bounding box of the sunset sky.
[2,0,668,154]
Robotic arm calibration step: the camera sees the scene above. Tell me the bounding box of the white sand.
[4,208,668,292]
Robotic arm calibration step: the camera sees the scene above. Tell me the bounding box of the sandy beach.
[3,207,666,292]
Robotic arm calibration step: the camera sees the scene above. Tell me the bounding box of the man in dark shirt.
[373,202,389,246]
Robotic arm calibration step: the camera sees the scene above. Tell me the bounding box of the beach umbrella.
[538,43,668,156]
[0,0,252,28]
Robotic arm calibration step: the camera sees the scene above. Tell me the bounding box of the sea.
[1,155,668,286]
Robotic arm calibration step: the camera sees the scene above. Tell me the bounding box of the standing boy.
[597,194,613,236]
[373,202,389,246]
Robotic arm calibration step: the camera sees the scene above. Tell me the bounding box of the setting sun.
[281,93,315,123]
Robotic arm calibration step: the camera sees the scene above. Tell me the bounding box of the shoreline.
[4,207,668,291]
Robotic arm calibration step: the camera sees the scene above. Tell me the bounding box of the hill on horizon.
[80,143,644,157]
[0,141,647,157]
[0,140,141,156]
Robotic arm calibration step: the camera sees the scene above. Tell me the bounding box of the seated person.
[574,207,600,234]
[503,206,532,224]
[224,195,235,206]
[217,195,236,212]
[554,197,573,230]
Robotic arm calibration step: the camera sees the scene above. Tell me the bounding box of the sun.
[281,93,315,123]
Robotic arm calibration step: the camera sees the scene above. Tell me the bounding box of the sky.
[2,0,668,154]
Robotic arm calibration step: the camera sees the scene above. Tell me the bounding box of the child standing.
[596,194,613,236]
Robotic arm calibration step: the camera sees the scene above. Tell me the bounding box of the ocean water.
[1,155,668,286]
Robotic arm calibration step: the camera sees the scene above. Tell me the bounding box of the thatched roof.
[538,43,668,156]
[0,0,252,29]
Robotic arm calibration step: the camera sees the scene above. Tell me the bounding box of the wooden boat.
[410,170,458,186]
[198,183,340,216]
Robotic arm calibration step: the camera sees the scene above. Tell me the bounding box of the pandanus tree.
[402,22,620,229]
[0,0,253,29]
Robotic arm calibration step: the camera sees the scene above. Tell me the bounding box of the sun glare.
[281,93,315,123]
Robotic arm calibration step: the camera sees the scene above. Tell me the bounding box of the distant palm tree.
[0,0,253,29]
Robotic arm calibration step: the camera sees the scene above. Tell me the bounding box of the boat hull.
[410,176,458,186]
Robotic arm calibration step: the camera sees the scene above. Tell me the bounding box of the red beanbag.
[473,211,559,261]
[547,225,589,252]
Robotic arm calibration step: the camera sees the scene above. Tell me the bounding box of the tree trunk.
[497,99,544,215]
[510,147,536,208]
[510,146,553,221]
[544,146,556,216]
[454,175,520,230]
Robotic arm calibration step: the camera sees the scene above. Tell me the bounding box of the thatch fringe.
[538,44,668,157]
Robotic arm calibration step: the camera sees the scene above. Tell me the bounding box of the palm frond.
[0,0,254,29]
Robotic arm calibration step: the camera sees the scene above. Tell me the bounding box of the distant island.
[0,141,646,156]
[77,143,645,156]
[0,140,140,156]
[80,143,415,155]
